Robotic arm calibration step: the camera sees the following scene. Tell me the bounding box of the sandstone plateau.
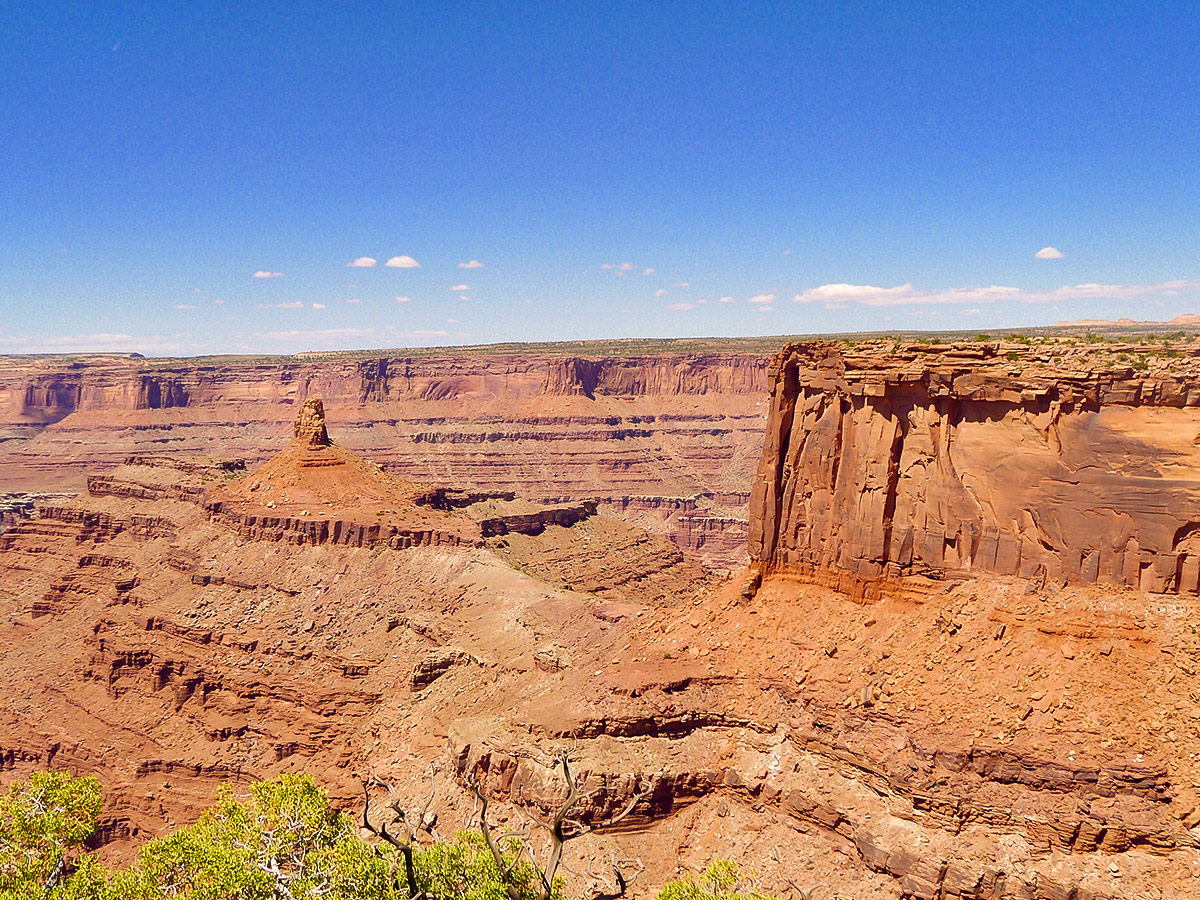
[3,334,1200,899]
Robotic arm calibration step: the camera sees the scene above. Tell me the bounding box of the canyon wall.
[750,341,1200,593]
[0,348,770,567]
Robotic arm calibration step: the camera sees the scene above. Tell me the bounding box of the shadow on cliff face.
[751,341,1200,595]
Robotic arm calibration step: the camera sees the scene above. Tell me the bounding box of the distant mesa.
[1054,313,1200,328]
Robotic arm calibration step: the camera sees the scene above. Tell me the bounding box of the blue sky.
[1,1,1197,355]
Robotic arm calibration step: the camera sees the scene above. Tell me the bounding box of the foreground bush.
[0,770,107,900]
[0,771,557,900]
[658,861,785,900]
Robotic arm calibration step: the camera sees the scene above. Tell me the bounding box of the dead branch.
[467,771,526,900]
[470,751,650,900]
[359,768,441,900]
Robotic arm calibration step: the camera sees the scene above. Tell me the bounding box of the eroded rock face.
[0,347,770,568]
[293,398,330,448]
[750,342,1200,593]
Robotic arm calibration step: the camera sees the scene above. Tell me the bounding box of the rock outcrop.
[750,341,1200,594]
[293,398,330,449]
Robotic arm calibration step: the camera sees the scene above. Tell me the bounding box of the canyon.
[3,334,1200,899]
[0,342,773,569]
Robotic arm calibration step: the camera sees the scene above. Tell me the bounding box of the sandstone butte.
[4,334,1200,899]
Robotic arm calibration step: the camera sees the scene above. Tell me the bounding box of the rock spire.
[293,398,330,449]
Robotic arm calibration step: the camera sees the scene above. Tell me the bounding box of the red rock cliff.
[750,341,1200,593]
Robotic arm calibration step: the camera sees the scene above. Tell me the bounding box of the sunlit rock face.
[751,340,1200,594]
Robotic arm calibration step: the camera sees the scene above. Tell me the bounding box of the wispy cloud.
[0,333,192,355]
[718,296,735,304]
[654,289,667,297]
[174,304,199,310]
[386,255,419,268]
[347,257,377,268]
[343,298,361,304]
[457,260,483,269]
[1036,246,1065,259]
[254,327,452,344]
[667,302,695,311]
[450,284,469,292]
[747,293,776,304]
[600,262,654,276]
[312,303,326,309]
[254,270,284,278]
[792,280,1200,307]
[395,296,412,303]
[270,301,305,309]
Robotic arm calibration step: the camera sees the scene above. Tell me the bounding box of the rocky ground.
[5,334,1200,898]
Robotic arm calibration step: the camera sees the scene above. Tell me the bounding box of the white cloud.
[696,298,709,304]
[793,284,917,305]
[254,270,284,278]
[272,301,305,309]
[395,296,412,303]
[312,303,326,309]
[457,260,483,268]
[718,296,735,304]
[757,305,774,312]
[450,284,469,292]
[1035,246,1065,259]
[459,295,470,301]
[601,262,641,275]
[347,257,377,268]
[654,289,667,297]
[343,298,361,304]
[642,268,654,275]
[791,280,1200,307]
[174,304,198,310]
[747,293,776,304]
[672,282,690,288]
[213,298,226,305]
[386,255,419,268]
[667,302,695,311]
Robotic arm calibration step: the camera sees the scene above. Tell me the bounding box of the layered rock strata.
[0,347,771,567]
[750,341,1200,593]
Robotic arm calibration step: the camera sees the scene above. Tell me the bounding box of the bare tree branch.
[467,771,525,900]
[469,751,649,900]
[360,770,442,900]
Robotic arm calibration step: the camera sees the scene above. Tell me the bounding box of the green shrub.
[417,831,552,900]
[112,774,396,899]
[658,861,784,900]
[0,770,105,900]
